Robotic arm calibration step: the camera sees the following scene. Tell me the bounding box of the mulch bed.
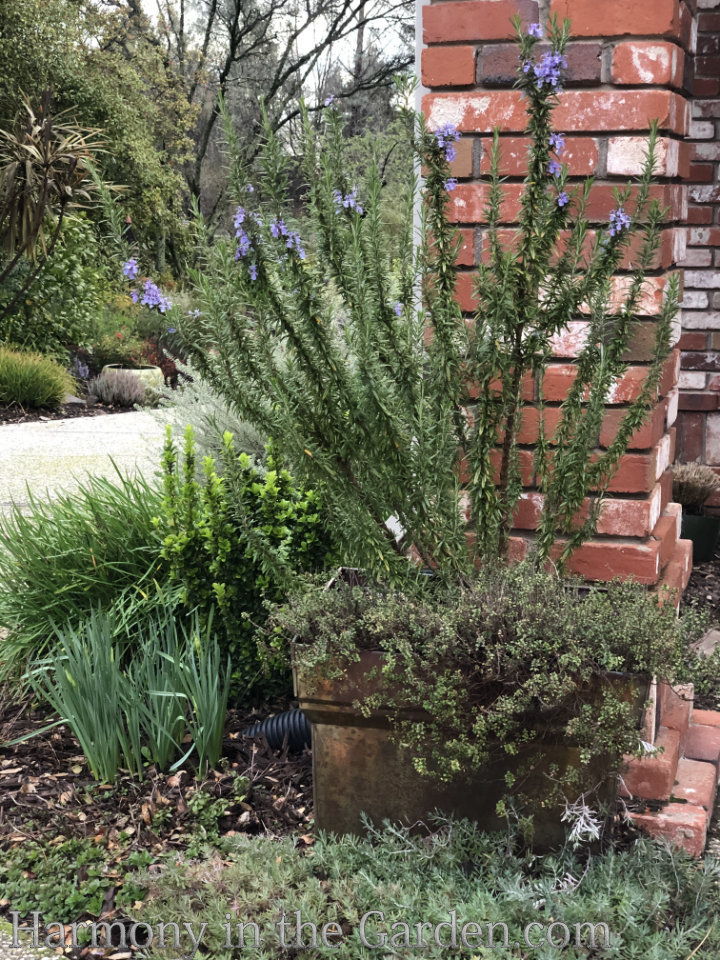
[0,400,136,426]
[0,701,312,845]
[682,548,720,626]
[0,698,312,953]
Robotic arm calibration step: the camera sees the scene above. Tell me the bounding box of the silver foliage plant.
[181,16,676,585]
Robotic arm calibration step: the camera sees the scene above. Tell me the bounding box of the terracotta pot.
[294,648,648,846]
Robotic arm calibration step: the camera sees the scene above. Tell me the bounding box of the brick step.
[621,726,681,800]
[658,680,693,753]
[626,711,720,856]
[630,802,710,857]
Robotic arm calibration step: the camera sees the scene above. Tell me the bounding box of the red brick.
[450,138,474,178]
[678,391,720,411]
[676,411,705,462]
[609,452,657,494]
[687,206,714,225]
[553,90,688,135]
[698,13,720,32]
[456,229,475,267]
[514,490,666,538]
[685,723,720,764]
[480,41,602,86]
[658,680,693,737]
[551,0,681,38]
[423,89,688,138]
[600,402,667,451]
[691,77,720,96]
[630,803,709,857]
[447,182,523,224]
[672,758,718,811]
[621,727,681,800]
[698,35,720,56]
[422,46,476,87]
[653,514,679,570]
[423,0,538,44]
[689,163,716,183]
[423,90,526,134]
[479,137,598,177]
[692,709,720,728]
[657,538,693,602]
[678,332,707,350]
[541,359,674,408]
[612,41,685,87]
[561,537,662,584]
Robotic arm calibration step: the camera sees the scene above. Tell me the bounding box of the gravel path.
[0,411,167,512]
[0,922,55,960]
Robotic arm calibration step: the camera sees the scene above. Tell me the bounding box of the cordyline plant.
[183,17,676,585]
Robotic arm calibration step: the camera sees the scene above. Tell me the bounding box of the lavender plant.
[182,17,676,584]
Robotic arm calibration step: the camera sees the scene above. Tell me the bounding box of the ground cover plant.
[128,819,720,959]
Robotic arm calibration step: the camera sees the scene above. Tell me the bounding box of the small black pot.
[681,512,720,564]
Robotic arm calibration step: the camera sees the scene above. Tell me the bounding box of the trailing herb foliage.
[281,563,705,807]
[157,427,330,697]
[181,17,676,583]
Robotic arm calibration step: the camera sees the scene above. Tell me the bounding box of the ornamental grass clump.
[0,346,73,409]
[181,17,676,583]
[672,463,720,514]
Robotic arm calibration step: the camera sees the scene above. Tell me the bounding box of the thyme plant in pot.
[180,17,683,839]
[673,463,720,563]
[276,564,697,843]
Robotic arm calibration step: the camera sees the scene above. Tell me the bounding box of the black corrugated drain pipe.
[242,708,311,752]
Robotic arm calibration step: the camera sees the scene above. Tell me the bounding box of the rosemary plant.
[182,17,676,584]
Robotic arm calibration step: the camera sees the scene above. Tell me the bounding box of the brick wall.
[421,0,694,592]
[677,1,720,490]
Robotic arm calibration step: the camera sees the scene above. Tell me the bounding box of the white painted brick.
[684,271,720,289]
[690,120,715,140]
[681,291,710,309]
[679,372,708,390]
[689,227,715,246]
[607,137,678,177]
[689,185,720,204]
[679,249,713,268]
[693,143,720,161]
[681,310,720,330]
[667,387,679,428]
[698,0,720,8]
[706,414,720,466]
[655,434,671,480]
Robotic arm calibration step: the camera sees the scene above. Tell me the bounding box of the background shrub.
[0,347,73,408]
[0,217,108,354]
[158,427,331,698]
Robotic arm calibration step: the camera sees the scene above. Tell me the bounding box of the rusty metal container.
[294,648,645,846]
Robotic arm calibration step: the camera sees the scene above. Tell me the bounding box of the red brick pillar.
[677,0,720,498]
[421,0,693,592]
